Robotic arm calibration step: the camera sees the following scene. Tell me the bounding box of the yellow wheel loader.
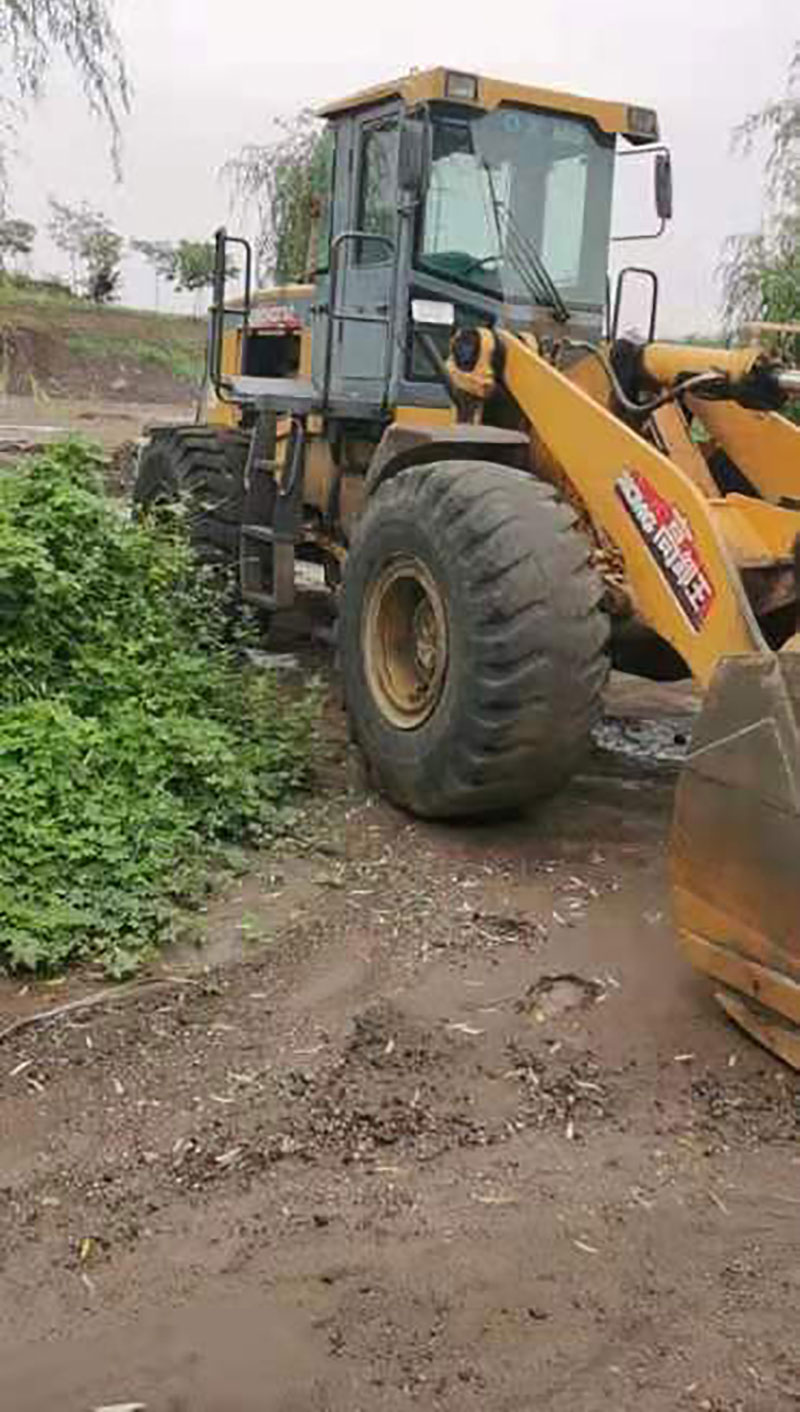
[134,67,800,1064]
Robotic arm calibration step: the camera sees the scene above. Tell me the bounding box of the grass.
[0,275,205,322]
[0,275,82,308]
[66,330,205,385]
[0,275,207,388]
[0,443,317,976]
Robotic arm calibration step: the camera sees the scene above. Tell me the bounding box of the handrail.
[209,227,253,398]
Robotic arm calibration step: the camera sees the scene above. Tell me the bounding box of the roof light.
[627,106,659,140]
[445,71,479,102]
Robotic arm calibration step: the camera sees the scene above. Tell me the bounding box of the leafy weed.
[0,442,316,975]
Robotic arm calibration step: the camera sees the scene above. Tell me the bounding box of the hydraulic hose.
[563,340,721,419]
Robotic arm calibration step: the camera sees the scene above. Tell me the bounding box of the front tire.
[339,461,609,819]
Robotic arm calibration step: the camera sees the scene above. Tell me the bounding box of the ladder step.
[240,532,295,612]
[241,523,276,545]
[243,590,278,613]
[242,523,296,547]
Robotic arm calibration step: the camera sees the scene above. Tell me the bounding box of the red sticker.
[615,470,716,630]
[250,305,303,332]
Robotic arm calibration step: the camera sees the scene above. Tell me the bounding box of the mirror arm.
[613,143,672,241]
[611,217,667,244]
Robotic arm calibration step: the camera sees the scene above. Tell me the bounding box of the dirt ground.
[0,390,194,460]
[1,651,799,1412]
[0,375,196,502]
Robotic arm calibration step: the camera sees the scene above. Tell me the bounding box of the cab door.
[315,107,400,409]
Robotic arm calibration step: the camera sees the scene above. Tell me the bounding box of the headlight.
[445,71,479,102]
[627,106,660,140]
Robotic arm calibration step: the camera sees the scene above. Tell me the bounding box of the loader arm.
[497,330,766,685]
[686,395,800,504]
[638,342,800,504]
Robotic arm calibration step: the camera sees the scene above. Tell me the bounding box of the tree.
[131,238,178,284]
[223,111,333,285]
[131,237,177,306]
[171,241,221,314]
[47,198,123,302]
[0,0,129,177]
[132,238,235,312]
[172,240,217,293]
[0,216,35,271]
[720,43,800,334]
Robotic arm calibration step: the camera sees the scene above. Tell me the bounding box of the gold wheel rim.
[363,555,448,730]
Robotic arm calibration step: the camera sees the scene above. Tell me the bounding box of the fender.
[365,423,530,496]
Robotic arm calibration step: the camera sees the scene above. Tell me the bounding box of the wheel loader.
[135,67,800,1065]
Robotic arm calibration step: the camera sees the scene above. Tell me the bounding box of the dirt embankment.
[0,297,206,406]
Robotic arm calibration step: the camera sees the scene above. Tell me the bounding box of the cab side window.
[311,129,336,274]
[356,119,398,264]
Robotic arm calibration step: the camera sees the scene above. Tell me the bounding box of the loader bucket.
[671,645,800,1068]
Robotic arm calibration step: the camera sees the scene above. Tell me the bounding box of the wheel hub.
[363,555,448,729]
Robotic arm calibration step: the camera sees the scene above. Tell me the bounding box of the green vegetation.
[47,198,124,303]
[0,273,82,306]
[0,219,36,271]
[721,42,800,336]
[0,0,128,178]
[224,110,334,284]
[132,237,233,295]
[0,444,316,976]
[0,275,206,327]
[66,329,204,385]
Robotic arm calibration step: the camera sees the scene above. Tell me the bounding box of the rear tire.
[339,460,609,818]
[133,426,250,567]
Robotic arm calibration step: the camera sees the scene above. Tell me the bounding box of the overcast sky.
[6,0,798,333]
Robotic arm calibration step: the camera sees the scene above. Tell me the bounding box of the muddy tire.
[133,426,250,566]
[339,461,609,819]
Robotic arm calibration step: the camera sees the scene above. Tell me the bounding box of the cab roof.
[317,66,659,143]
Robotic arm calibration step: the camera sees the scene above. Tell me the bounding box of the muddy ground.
[1,655,799,1412]
[0,391,194,498]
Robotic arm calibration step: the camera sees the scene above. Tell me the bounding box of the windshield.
[418,106,615,308]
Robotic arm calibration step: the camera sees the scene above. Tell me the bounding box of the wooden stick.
[0,975,198,1047]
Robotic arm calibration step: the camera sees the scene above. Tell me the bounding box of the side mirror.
[655,151,673,222]
[399,120,429,198]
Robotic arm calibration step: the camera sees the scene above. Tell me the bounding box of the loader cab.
[308,67,664,415]
[207,68,665,423]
